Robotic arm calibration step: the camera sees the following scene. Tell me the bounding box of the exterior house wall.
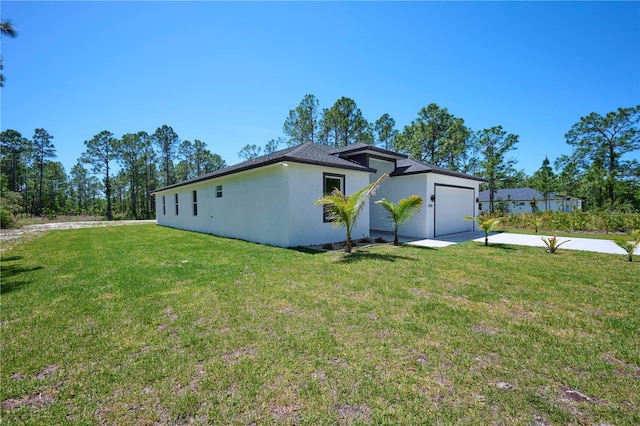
[371,173,429,238]
[155,164,291,247]
[285,163,371,247]
[155,162,372,248]
[368,158,403,233]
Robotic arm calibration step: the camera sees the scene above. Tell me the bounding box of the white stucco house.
[152,143,485,247]
[478,188,582,214]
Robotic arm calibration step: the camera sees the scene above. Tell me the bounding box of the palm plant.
[612,230,640,262]
[315,173,387,253]
[464,216,501,246]
[375,195,423,246]
[541,235,570,254]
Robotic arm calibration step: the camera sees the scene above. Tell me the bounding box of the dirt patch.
[602,353,640,378]
[530,413,551,426]
[471,324,500,335]
[336,403,371,425]
[163,307,178,322]
[35,364,59,380]
[408,288,429,297]
[10,372,25,381]
[472,352,501,369]
[495,381,514,390]
[415,353,429,364]
[221,347,257,365]
[271,404,300,423]
[130,346,150,360]
[556,385,608,418]
[1,392,56,411]
[560,386,593,403]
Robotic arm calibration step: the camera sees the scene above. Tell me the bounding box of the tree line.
[0,125,225,223]
[252,95,638,212]
[1,99,638,226]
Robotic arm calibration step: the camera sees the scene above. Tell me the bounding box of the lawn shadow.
[1,255,23,262]
[337,249,415,264]
[0,256,43,294]
[403,244,437,251]
[288,246,325,255]
[469,243,517,251]
[1,279,34,294]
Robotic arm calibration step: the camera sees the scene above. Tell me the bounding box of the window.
[216,185,223,198]
[175,193,179,215]
[192,190,198,216]
[322,173,345,222]
[162,195,166,215]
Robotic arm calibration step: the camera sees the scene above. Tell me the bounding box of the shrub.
[497,211,640,234]
[0,208,16,229]
[43,208,58,220]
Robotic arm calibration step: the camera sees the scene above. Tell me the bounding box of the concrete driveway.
[404,231,638,256]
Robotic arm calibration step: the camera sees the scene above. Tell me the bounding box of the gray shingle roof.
[329,143,408,159]
[153,142,486,193]
[152,142,375,193]
[391,158,486,181]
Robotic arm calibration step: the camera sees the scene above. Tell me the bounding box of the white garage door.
[434,185,475,237]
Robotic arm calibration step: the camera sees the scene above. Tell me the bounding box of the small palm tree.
[612,230,640,262]
[375,195,423,246]
[465,216,501,246]
[315,173,387,253]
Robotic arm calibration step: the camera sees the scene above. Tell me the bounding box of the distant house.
[152,142,485,247]
[478,188,582,214]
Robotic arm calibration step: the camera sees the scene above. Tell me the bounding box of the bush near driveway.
[493,211,640,233]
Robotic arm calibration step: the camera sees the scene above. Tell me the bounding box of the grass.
[1,225,639,425]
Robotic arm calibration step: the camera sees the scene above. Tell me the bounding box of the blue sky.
[2,1,639,176]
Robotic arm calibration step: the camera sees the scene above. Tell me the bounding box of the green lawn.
[1,225,638,425]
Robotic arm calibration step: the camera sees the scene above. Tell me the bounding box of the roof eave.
[391,169,486,182]
[151,157,375,194]
[334,146,408,160]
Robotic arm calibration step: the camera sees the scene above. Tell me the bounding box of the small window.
[216,185,223,198]
[323,173,345,222]
[192,190,198,216]
[175,193,179,215]
[162,195,166,215]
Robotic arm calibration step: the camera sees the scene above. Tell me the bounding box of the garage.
[434,184,476,237]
